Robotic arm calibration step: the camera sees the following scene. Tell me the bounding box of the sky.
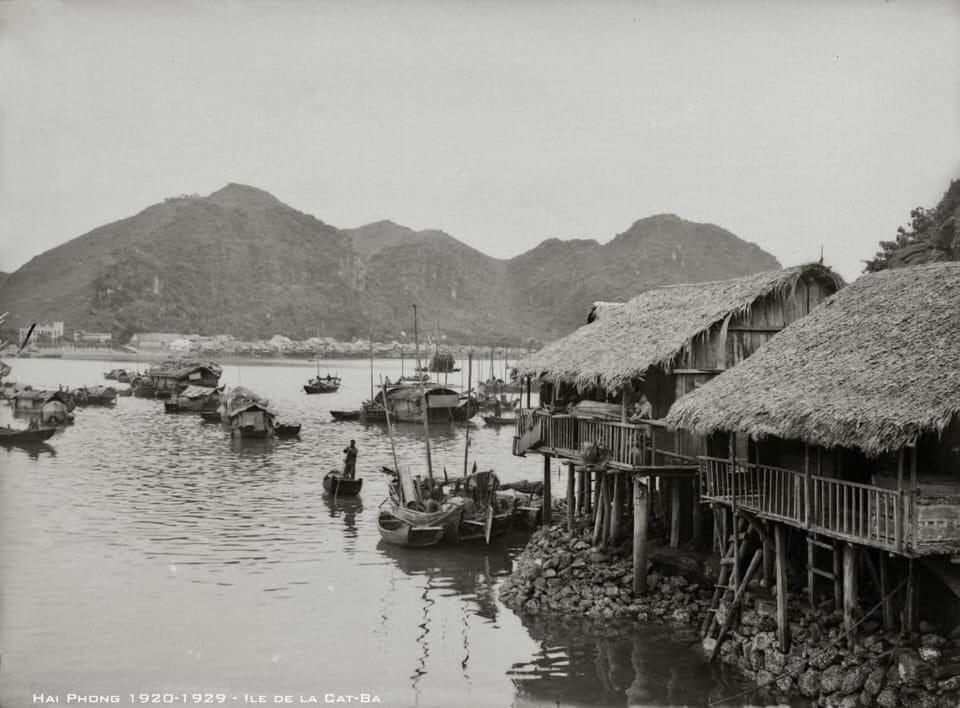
[1,0,958,282]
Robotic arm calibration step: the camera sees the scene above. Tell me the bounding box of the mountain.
[0,185,781,345]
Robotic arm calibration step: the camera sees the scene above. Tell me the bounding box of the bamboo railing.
[514,409,654,468]
[700,456,914,552]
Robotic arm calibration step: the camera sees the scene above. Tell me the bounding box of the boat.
[200,410,222,423]
[116,387,133,397]
[377,510,445,547]
[103,368,127,381]
[0,425,57,443]
[361,383,477,423]
[483,414,517,426]
[323,470,363,496]
[330,410,361,421]
[10,390,75,425]
[303,367,341,394]
[219,386,276,438]
[70,385,118,406]
[275,422,302,438]
[416,351,459,373]
[163,385,222,413]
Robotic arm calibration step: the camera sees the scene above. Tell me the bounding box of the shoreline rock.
[501,524,960,707]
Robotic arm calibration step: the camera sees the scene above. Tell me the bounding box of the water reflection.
[0,440,57,459]
[509,616,752,707]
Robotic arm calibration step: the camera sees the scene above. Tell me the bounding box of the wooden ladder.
[806,535,841,609]
[702,520,763,662]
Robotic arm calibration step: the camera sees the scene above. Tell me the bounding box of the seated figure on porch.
[629,393,653,422]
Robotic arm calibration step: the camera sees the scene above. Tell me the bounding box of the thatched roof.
[665,262,960,455]
[222,386,275,417]
[517,263,843,392]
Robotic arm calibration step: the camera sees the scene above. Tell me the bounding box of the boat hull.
[323,472,363,496]
[377,511,445,547]
[304,384,340,394]
[330,410,361,421]
[275,424,301,438]
[0,426,57,443]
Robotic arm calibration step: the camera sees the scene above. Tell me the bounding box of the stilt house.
[665,261,960,646]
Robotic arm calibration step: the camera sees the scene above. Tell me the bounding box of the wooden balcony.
[513,409,699,476]
[698,456,958,556]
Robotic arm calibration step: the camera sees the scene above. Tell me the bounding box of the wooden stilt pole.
[611,472,624,544]
[904,558,916,635]
[601,474,612,547]
[670,478,681,548]
[807,536,815,606]
[775,524,790,651]
[879,552,895,631]
[764,533,775,589]
[593,470,606,546]
[584,468,593,517]
[832,541,842,611]
[576,467,585,516]
[566,463,575,531]
[843,543,858,648]
[708,550,763,662]
[542,454,552,527]
[633,475,649,594]
[692,478,703,547]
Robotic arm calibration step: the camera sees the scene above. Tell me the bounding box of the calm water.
[0,358,759,708]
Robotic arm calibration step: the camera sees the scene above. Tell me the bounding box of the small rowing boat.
[323,470,363,496]
[275,422,302,438]
[330,410,361,421]
[0,425,57,443]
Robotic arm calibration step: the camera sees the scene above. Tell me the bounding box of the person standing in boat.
[342,439,358,479]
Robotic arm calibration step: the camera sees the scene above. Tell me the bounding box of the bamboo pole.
[880,552,895,631]
[670,479,681,548]
[633,476,649,594]
[566,462,575,531]
[593,470,607,546]
[708,550,763,662]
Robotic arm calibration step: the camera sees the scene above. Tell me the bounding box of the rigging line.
[709,576,909,706]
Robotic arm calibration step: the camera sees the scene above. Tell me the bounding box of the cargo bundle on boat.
[416,351,459,373]
[303,373,340,394]
[70,385,118,406]
[663,261,960,650]
[10,389,75,425]
[219,386,277,438]
[164,385,223,413]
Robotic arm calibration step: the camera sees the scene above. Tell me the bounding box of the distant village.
[6,321,530,360]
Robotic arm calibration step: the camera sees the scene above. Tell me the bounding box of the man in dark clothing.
[343,439,358,479]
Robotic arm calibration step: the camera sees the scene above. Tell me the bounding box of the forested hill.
[0,184,780,344]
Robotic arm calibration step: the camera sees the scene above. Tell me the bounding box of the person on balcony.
[630,394,653,422]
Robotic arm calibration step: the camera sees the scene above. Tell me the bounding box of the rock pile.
[500,525,960,707]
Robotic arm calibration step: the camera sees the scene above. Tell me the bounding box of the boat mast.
[369,328,374,405]
[464,351,472,477]
[381,377,400,476]
[414,305,434,482]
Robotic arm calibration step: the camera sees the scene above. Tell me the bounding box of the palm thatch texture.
[665,262,960,456]
[222,386,276,418]
[517,264,844,393]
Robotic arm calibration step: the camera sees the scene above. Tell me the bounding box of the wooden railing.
[701,456,915,552]
[514,409,653,468]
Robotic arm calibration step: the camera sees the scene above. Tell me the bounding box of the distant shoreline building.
[21,321,64,345]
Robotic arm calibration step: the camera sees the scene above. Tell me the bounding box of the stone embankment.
[500,525,960,707]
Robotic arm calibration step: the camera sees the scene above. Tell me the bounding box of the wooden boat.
[164,385,222,413]
[70,385,118,406]
[323,470,363,496]
[103,368,127,381]
[200,410,222,423]
[330,409,361,421]
[220,387,276,438]
[275,422,302,438]
[377,511,445,547]
[304,374,341,394]
[0,425,57,443]
[483,414,517,426]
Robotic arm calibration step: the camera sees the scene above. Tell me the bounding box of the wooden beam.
[775,525,790,651]
[709,550,763,662]
[542,454,552,527]
[843,543,858,648]
[566,462,575,531]
[832,541,842,611]
[593,469,606,546]
[633,476,649,594]
[904,558,916,635]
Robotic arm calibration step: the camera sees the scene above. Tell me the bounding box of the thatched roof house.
[517,263,844,394]
[665,262,960,456]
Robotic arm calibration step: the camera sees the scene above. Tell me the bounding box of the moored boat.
[71,385,118,406]
[330,409,361,421]
[304,374,341,394]
[275,422,302,438]
[323,470,363,496]
[377,511,445,547]
[482,414,517,426]
[0,425,57,443]
[220,386,276,438]
[163,385,222,413]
